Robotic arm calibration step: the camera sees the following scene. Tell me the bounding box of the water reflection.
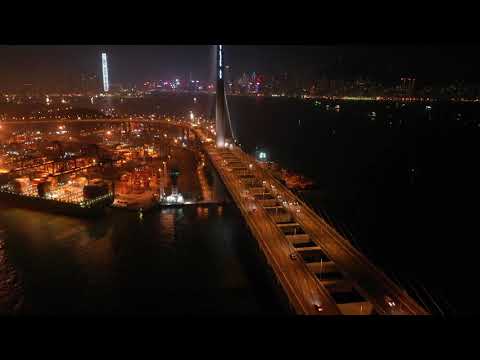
[0,229,24,314]
[0,204,282,315]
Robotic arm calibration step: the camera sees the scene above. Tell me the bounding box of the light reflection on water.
[0,204,283,315]
[0,228,24,314]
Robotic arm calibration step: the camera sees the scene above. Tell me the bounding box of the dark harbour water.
[0,203,285,316]
[1,93,479,316]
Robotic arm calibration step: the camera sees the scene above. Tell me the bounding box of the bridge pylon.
[215,45,234,148]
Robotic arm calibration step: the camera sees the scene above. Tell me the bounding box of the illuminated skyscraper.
[400,77,415,96]
[224,65,232,94]
[102,53,109,93]
[215,45,234,148]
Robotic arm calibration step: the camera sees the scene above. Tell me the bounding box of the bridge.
[195,45,428,315]
[193,125,428,315]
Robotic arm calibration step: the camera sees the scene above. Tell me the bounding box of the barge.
[0,190,114,217]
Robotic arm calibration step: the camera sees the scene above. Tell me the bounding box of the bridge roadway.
[193,128,428,315]
[207,145,341,314]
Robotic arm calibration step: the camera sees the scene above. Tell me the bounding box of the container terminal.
[0,117,218,216]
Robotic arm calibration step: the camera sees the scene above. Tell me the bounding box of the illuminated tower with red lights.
[216,45,234,148]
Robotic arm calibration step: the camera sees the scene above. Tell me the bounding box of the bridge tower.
[215,45,234,148]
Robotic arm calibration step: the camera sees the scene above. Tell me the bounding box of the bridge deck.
[206,146,341,315]
[196,128,427,315]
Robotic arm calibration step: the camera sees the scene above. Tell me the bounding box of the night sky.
[0,45,479,91]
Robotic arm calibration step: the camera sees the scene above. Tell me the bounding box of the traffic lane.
[244,194,340,315]
[209,149,340,314]
[220,162,317,314]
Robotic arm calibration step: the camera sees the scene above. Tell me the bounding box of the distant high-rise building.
[236,73,249,94]
[102,53,109,93]
[400,77,415,96]
[20,83,34,97]
[317,76,329,94]
[281,72,292,95]
[81,73,100,94]
[224,65,233,93]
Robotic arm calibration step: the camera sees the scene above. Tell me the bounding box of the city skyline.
[1,45,480,92]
